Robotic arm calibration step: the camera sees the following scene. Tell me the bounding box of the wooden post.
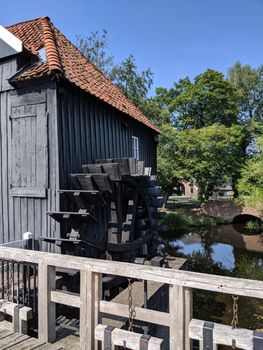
[169,284,185,350]
[184,287,193,350]
[80,270,101,350]
[38,263,56,343]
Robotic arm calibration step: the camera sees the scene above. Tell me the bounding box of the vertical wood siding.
[57,85,157,252]
[0,58,58,245]
[0,60,157,251]
[57,86,157,190]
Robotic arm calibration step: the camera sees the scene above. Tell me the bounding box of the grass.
[161,196,226,231]
[161,211,225,231]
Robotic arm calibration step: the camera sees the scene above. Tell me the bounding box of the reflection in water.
[168,234,235,269]
[159,224,263,332]
[161,224,263,271]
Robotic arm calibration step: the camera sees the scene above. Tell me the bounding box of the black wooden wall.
[57,84,157,190]
[56,83,158,255]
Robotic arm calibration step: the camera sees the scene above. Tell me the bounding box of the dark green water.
[159,224,263,332]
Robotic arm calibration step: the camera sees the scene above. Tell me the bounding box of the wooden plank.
[0,328,14,339]
[10,187,46,198]
[112,158,130,175]
[137,161,145,175]
[2,248,263,299]
[33,343,64,349]
[80,271,101,350]
[0,239,29,248]
[1,59,16,91]
[58,190,106,207]
[189,319,254,350]
[0,300,32,320]
[7,87,14,242]
[82,164,102,173]
[93,273,101,350]
[51,290,80,308]
[11,91,46,107]
[38,263,56,343]
[35,104,48,189]
[9,112,36,120]
[100,300,170,326]
[10,102,48,190]
[95,324,163,350]
[6,337,46,350]
[0,92,3,242]
[1,92,10,242]
[34,344,64,349]
[184,287,193,350]
[101,163,121,180]
[169,285,185,350]
[0,333,29,349]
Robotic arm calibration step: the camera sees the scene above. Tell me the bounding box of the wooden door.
[10,102,48,198]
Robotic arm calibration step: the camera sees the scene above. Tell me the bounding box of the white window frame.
[132,136,139,160]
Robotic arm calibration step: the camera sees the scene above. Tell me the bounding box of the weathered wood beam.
[189,319,255,350]
[10,187,46,198]
[99,300,170,326]
[169,285,185,350]
[80,271,101,350]
[50,290,80,308]
[184,287,193,350]
[95,324,163,350]
[38,263,56,343]
[1,248,263,299]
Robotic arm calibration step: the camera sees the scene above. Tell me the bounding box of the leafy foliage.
[158,124,245,199]
[237,136,263,212]
[109,54,153,108]
[76,32,157,119]
[244,220,262,233]
[228,61,263,124]
[155,69,241,129]
[76,30,263,207]
[76,30,114,75]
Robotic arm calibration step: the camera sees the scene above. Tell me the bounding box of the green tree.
[228,62,263,124]
[158,124,244,200]
[139,97,171,127]
[76,32,158,121]
[76,29,114,75]
[237,136,263,212]
[109,54,153,109]
[155,70,241,130]
[228,62,263,158]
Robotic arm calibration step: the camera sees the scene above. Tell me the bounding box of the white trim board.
[0,25,22,53]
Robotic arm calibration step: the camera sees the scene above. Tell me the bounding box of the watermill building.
[0,17,159,249]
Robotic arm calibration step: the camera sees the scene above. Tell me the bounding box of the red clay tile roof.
[6,17,159,133]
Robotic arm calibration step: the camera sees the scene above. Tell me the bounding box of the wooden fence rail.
[0,247,262,350]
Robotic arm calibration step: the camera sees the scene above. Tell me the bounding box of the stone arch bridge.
[201,201,263,223]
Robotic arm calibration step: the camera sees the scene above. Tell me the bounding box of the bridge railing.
[0,247,262,350]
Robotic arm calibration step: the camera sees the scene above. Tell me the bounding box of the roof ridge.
[6,16,159,133]
[50,23,111,81]
[40,17,63,73]
[6,17,48,29]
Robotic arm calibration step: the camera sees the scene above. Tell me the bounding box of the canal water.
[159,224,263,336]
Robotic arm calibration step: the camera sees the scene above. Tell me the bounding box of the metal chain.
[127,278,136,332]
[231,295,239,329]
[0,262,13,308]
[231,295,239,349]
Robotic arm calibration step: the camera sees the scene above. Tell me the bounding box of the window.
[132,136,139,160]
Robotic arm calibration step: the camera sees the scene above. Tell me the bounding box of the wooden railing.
[0,247,263,349]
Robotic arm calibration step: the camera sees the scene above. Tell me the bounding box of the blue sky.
[1,0,263,94]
